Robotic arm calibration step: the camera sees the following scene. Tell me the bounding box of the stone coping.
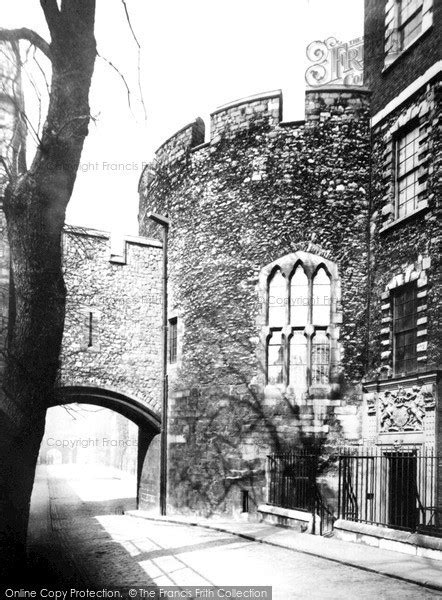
[363,370,439,391]
[64,224,162,248]
[334,519,442,552]
[212,89,282,115]
[258,504,313,523]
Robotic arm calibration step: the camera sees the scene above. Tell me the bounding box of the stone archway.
[52,385,162,508]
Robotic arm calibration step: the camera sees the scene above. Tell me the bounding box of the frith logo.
[305,36,364,88]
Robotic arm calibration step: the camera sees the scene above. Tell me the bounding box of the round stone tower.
[138,86,372,517]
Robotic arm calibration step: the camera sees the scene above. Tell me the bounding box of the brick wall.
[367,80,441,378]
[362,76,440,468]
[139,88,371,517]
[364,0,442,114]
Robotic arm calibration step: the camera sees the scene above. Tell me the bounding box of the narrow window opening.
[267,330,285,385]
[393,284,418,375]
[312,330,330,385]
[169,317,178,364]
[268,268,287,326]
[395,122,421,219]
[242,489,249,513]
[88,312,93,347]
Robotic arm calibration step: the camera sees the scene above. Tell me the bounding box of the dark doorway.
[387,451,418,530]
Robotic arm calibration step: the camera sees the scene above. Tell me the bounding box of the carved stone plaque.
[379,385,435,433]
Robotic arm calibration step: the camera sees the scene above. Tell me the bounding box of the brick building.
[356,0,442,543]
[362,0,441,449]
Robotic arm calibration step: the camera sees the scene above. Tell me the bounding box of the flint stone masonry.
[139,88,371,516]
[61,227,163,416]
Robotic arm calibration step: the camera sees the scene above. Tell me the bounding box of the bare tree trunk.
[0,0,96,579]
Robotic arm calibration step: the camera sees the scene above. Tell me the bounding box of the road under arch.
[51,385,162,508]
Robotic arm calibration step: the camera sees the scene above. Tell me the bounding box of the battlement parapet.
[63,224,162,266]
[305,86,371,123]
[210,90,282,143]
[142,87,371,185]
[154,118,205,168]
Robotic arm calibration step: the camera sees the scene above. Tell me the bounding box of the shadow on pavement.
[23,465,155,588]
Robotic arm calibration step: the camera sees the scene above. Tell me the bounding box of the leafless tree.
[0,0,96,578]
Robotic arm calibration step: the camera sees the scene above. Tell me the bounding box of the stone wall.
[139,87,372,517]
[61,226,163,417]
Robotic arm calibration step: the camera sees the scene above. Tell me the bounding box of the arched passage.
[51,386,162,508]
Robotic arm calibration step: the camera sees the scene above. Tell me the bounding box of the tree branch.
[97,51,134,117]
[40,0,61,36]
[0,28,51,60]
[32,45,51,96]
[120,0,147,121]
[0,157,12,182]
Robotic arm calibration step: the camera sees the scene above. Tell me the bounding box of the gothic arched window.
[290,265,309,325]
[264,254,336,394]
[268,268,287,326]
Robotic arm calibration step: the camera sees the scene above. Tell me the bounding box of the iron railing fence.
[267,450,336,535]
[338,446,440,534]
[267,451,317,513]
[267,447,441,536]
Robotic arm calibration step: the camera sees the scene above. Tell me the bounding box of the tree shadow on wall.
[168,344,344,518]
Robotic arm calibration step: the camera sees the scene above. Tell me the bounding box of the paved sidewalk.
[126,510,442,592]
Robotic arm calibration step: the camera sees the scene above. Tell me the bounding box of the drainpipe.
[148,212,170,516]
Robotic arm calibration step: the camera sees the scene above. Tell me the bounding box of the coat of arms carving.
[379,386,435,433]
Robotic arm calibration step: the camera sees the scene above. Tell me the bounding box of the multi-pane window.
[398,0,423,49]
[396,124,420,218]
[312,331,330,386]
[393,284,417,374]
[267,263,332,390]
[169,317,178,364]
[385,0,432,67]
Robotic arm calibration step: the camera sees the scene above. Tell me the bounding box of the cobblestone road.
[27,465,442,600]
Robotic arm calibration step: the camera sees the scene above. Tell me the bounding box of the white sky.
[4,0,363,235]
